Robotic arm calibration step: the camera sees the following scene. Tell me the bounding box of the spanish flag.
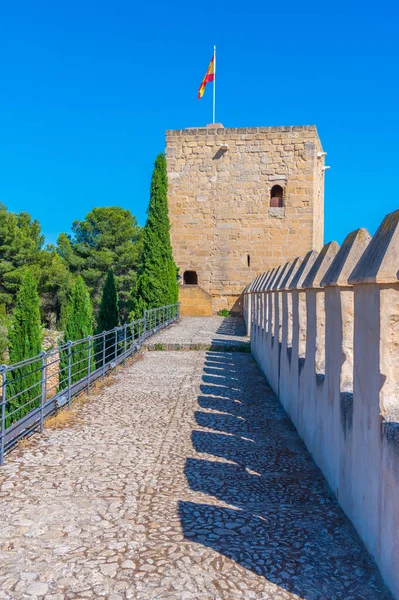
[198,56,215,99]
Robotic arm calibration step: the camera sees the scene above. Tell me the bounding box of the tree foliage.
[0,204,72,329]
[0,304,9,364]
[37,247,74,329]
[0,204,43,308]
[7,271,42,425]
[96,270,119,366]
[131,154,178,318]
[57,207,142,321]
[96,270,119,333]
[60,276,94,387]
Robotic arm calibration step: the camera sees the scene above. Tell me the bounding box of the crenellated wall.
[243,209,399,599]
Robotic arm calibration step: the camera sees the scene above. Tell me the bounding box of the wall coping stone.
[257,272,269,292]
[249,274,262,293]
[268,265,284,291]
[349,209,399,284]
[280,258,303,290]
[302,242,340,289]
[289,250,319,290]
[271,262,291,290]
[321,229,371,287]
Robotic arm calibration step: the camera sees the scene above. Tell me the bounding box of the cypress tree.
[60,276,93,388]
[131,153,178,318]
[8,270,42,424]
[96,269,119,332]
[96,270,119,365]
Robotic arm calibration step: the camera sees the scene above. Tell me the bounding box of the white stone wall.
[243,211,399,599]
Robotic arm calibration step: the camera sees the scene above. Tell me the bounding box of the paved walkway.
[0,318,393,599]
[145,316,249,351]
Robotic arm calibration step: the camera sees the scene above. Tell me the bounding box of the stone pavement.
[0,318,393,599]
[144,316,249,351]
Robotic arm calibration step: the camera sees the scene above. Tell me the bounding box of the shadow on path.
[215,317,247,337]
[179,350,391,600]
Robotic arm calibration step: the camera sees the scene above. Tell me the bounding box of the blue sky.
[0,0,398,246]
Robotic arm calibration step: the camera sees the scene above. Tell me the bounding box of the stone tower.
[166,124,325,315]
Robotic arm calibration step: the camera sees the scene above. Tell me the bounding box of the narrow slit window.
[247,254,251,267]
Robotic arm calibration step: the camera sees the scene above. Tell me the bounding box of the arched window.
[183,270,198,285]
[270,185,284,208]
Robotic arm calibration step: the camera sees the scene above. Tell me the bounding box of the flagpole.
[213,45,216,124]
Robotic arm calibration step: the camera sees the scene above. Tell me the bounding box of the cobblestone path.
[145,316,249,350]
[0,319,393,599]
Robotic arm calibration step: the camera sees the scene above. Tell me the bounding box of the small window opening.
[270,184,284,208]
[183,270,198,285]
[247,254,251,267]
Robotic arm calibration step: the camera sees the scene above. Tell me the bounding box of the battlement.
[244,208,399,598]
[166,124,319,137]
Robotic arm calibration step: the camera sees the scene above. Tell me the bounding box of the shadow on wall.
[178,351,390,599]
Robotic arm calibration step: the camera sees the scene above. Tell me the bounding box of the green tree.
[97,270,119,333]
[7,271,42,425]
[96,270,119,366]
[0,304,9,363]
[131,154,178,318]
[60,276,94,388]
[0,204,44,309]
[57,207,142,321]
[0,204,72,329]
[38,247,74,329]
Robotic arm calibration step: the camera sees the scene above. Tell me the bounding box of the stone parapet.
[243,208,399,599]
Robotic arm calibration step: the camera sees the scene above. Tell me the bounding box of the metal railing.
[0,303,180,465]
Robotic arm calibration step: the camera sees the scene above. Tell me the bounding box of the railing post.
[102,331,106,378]
[123,324,127,366]
[143,310,147,342]
[87,336,92,395]
[131,322,135,356]
[40,351,46,433]
[0,365,7,466]
[67,341,72,409]
[114,327,118,362]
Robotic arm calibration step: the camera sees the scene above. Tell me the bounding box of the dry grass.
[17,436,35,450]
[45,407,77,430]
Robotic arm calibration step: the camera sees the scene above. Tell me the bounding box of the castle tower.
[166,124,325,316]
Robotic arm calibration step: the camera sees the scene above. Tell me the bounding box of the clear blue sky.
[1,0,398,246]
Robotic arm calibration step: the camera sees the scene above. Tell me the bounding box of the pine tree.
[8,271,42,424]
[57,206,142,321]
[60,276,94,388]
[96,270,119,365]
[131,153,178,318]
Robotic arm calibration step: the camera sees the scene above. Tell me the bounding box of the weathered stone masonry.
[166,124,325,315]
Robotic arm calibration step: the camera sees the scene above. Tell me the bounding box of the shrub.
[59,276,94,389]
[7,271,42,425]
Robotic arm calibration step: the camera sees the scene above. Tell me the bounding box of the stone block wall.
[179,285,212,317]
[243,210,399,599]
[166,124,325,315]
